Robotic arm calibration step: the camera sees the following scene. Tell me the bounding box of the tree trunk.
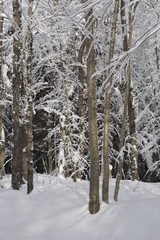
[114,64,130,201]
[155,45,159,70]
[102,0,120,204]
[0,0,4,178]
[114,0,139,201]
[77,38,86,178]
[86,9,100,214]
[128,0,139,181]
[20,124,28,181]
[113,0,128,201]
[128,85,139,181]
[12,0,23,190]
[62,56,75,179]
[26,0,34,194]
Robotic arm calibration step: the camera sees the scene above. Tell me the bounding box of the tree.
[114,0,131,201]
[86,8,100,214]
[11,0,23,190]
[77,38,86,177]
[102,0,120,204]
[114,0,139,201]
[127,0,139,181]
[0,0,4,179]
[25,0,34,194]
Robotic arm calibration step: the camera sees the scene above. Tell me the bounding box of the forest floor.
[0,174,160,240]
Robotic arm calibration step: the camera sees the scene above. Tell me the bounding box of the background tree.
[0,0,5,178]
[25,0,34,194]
[102,0,120,204]
[11,0,23,190]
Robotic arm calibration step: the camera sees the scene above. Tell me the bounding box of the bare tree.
[102,0,120,204]
[114,0,129,202]
[0,0,4,179]
[86,8,100,214]
[114,0,139,201]
[11,0,23,189]
[25,0,34,194]
[128,0,139,181]
[78,39,86,169]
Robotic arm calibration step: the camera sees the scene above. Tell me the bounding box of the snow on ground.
[0,175,160,240]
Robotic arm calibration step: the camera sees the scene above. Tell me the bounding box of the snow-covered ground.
[0,175,160,240]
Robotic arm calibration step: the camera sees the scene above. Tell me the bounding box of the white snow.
[0,175,160,240]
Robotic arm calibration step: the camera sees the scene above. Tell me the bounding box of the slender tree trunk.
[128,0,139,181]
[0,0,4,179]
[114,64,130,201]
[86,9,100,214]
[57,47,72,178]
[45,113,54,175]
[114,0,139,201]
[155,45,159,70]
[26,0,34,194]
[47,135,53,174]
[78,41,85,127]
[62,57,75,179]
[114,0,129,201]
[102,0,120,204]
[77,38,86,177]
[16,47,27,183]
[20,124,28,181]
[12,0,23,190]
[128,85,139,181]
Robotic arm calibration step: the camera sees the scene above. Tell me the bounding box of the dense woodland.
[0,0,160,213]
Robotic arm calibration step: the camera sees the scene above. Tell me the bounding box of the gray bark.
[86,9,100,214]
[0,0,4,178]
[102,0,120,204]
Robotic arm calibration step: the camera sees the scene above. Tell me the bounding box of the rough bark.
[20,124,27,181]
[86,9,100,214]
[0,0,4,178]
[77,38,86,177]
[26,0,34,194]
[128,86,139,181]
[62,56,75,179]
[12,0,23,190]
[128,0,139,181]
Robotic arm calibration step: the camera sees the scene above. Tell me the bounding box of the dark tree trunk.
[12,0,23,190]
[26,0,34,194]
